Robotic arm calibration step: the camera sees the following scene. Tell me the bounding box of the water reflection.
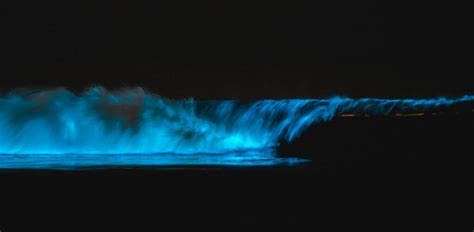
[0,149,308,170]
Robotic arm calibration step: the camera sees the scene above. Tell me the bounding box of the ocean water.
[0,149,308,170]
[0,87,472,169]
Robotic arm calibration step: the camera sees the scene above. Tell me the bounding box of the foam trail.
[0,87,472,168]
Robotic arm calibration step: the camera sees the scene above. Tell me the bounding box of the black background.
[0,0,472,231]
[1,0,472,98]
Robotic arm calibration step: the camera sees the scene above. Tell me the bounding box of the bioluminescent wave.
[0,87,472,169]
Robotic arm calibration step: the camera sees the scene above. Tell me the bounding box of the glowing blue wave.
[0,87,472,168]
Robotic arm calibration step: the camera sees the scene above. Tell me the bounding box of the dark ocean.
[1,110,471,231]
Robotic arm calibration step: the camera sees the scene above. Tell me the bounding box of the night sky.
[1,0,472,98]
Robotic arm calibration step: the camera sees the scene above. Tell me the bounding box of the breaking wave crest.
[0,87,472,155]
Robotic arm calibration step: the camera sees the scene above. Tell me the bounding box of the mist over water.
[0,87,472,168]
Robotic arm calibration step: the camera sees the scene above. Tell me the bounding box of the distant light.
[395,113,425,117]
[340,114,356,117]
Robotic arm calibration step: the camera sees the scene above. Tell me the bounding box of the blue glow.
[0,149,308,169]
[0,87,472,169]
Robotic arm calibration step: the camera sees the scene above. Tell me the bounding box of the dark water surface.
[0,114,471,231]
[0,150,308,170]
